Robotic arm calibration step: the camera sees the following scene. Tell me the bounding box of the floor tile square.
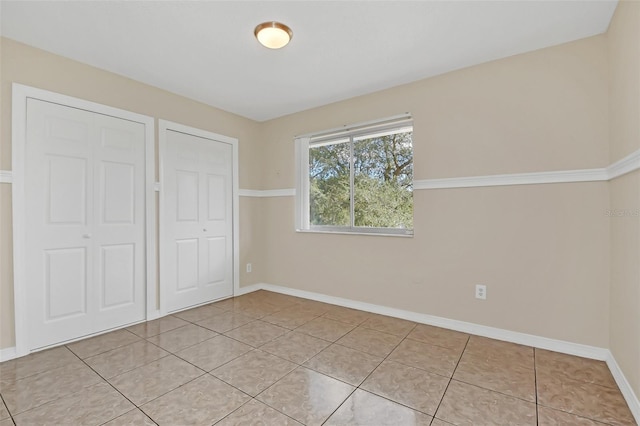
[12,382,133,426]
[212,350,297,396]
[431,419,455,426]
[336,327,402,357]
[0,399,9,420]
[436,380,537,425]
[287,299,334,316]
[108,354,204,406]
[260,332,330,364]
[146,323,217,352]
[172,304,227,323]
[407,324,469,351]
[126,316,189,338]
[454,350,535,401]
[464,336,534,369]
[323,307,372,325]
[224,320,288,347]
[361,360,448,415]
[304,344,382,386]
[234,301,283,319]
[217,399,302,426]
[66,329,141,359]
[196,311,255,333]
[0,419,13,426]
[0,347,78,385]
[537,406,606,425]
[209,297,236,311]
[360,314,416,336]
[388,338,461,377]
[536,371,635,425]
[103,408,156,426]
[141,374,250,425]
[325,389,433,426]
[175,334,252,371]
[258,293,305,309]
[257,367,354,426]
[2,362,102,414]
[295,317,356,342]
[84,341,169,379]
[535,348,618,389]
[261,308,319,329]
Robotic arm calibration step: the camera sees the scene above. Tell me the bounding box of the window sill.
[296,228,414,238]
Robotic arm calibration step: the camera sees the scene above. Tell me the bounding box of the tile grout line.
[430,335,471,423]
[315,318,401,425]
[67,348,160,426]
[0,393,14,426]
[70,328,146,360]
[211,396,301,426]
[534,348,539,426]
[323,322,439,421]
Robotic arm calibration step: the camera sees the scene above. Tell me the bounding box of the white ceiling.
[1,1,618,122]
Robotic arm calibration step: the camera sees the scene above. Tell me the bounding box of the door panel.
[92,112,145,330]
[206,237,226,284]
[26,99,94,347]
[47,155,87,224]
[176,238,199,292]
[162,129,233,313]
[100,243,135,309]
[207,175,226,220]
[25,98,146,350]
[101,161,135,224]
[44,247,87,321]
[176,171,199,222]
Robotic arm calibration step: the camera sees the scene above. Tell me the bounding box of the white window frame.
[295,114,414,237]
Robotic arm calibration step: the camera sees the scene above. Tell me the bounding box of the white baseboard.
[240,282,639,423]
[236,283,263,295]
[251,282,608,360]
[0,346,17,362]
[147,309,162,321]
[607,352,640,423]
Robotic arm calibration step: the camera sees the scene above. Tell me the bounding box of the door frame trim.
[11,83,157,356]
[158,119,240,316]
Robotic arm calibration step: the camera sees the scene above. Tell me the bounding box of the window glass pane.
[309,140,350,227]
[353,130,413,229]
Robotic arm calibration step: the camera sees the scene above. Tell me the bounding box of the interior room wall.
[0,37,265,349]
[257,35,612,347]
[0,12,631,364]
[607,0,640,398]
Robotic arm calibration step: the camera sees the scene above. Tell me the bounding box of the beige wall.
[0,38,265,349]
[260,35,610,190]
[257,36,612,347]
[607,0,640,397]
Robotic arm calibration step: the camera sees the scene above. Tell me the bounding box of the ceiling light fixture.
[254,21,293,49]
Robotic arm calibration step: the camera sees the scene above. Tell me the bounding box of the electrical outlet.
[475,284,487,300]
[246,263,252,273]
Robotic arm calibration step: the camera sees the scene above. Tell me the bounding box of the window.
[296,115,414,236]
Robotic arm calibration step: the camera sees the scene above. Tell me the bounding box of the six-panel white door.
[161,129,234,313]
[25,98,146,350]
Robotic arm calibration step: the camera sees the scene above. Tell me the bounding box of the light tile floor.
[0,290,636,425]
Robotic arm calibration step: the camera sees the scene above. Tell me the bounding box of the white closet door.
[161,129,233,313]
[25,98,146,350]
[92,112,146,331]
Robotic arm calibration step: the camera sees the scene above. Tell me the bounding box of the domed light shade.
[254,22,293,49]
